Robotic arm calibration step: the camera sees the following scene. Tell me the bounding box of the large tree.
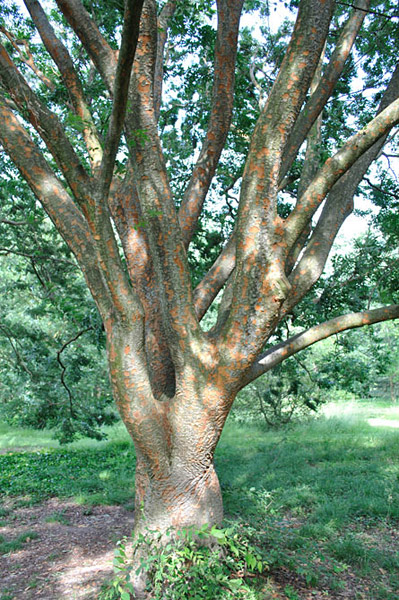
[1,0,399,589]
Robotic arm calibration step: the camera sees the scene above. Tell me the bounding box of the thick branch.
[285,48,325,275]
[0,98,112,318]
[285,96,399,249]
[0,45,92,207]
[54,0,117,92]
[178,0,244,248]
[127,0,204,367]
[109,174,175,399]
[221,0,335,366]
[243,305,399,386]
[192,172,303,321]
[280,0,370,180]
[283,62,399,310]
[296,43,325,198]
[99,0,144,199]
[193,233,236,321]
[23,0,103,171]
[154,0,176,120]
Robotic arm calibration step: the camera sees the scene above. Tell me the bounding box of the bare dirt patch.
[0,498,134,599]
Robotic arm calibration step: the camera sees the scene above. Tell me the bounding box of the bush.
[100,523,268,600]
[233,356,323,428]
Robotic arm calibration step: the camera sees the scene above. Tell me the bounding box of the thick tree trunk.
[128,409,225,598]
[102,306,232,596]
[133,448,223,534]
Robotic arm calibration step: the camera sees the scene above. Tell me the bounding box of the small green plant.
[44,510,70,526]
[0,531,39,555]
[100,523,268,600]
[284,585,300,599]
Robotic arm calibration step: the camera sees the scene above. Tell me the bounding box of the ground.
[1,400,399,599]
[1,495,397,600]
[0,498,134,599]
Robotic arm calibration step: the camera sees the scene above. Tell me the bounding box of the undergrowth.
[99,523,267,600]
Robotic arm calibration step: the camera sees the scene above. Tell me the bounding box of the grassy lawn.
[1,399,399,599]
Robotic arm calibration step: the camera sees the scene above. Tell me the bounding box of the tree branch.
[0,245,76,266]
[56,327,93,419]
[127,0,205,369]
[242,305,399,387]
[285,96,399,250]
[280,0,370,181]
[336,1,397,19]
[0,98,113,318]
[220,0,335,368]
[108,174,175,399]
[23,0,103,171]
[178,0,244,248]
[54,0,117,92]
[154,0,176,120]
[0,324,35,378]
[0,219,36,226]
[0,25,55,90]
[283,62,399,310]
[193,233,236,321]
[99,0,144,200]
[0,45,92,209]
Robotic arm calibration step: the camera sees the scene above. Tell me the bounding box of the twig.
[56,327,93,418]
[0,246,76,266]
[0,26,55,90]
[363,176,399,201]
[336,2,399,19]
[0,323,34,377]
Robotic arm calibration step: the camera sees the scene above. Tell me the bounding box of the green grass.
[44,510,71,526]
[0,421,130,451]
[0,440,135,505]
[0,531,39,555]
[1,398,399,598]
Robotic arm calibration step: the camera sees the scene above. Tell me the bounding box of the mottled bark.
[23,0,103,171]
[280,0,371,180]
[53,0,117,90]
[178,0,244,247]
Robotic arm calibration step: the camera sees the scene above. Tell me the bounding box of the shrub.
[100,523,268,600]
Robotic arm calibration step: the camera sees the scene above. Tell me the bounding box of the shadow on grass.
[216,415,399,525]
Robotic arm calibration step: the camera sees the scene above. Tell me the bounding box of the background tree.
[1,0,399,593]
[0,153,115,441]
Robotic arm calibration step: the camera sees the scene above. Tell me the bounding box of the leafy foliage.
[234,353,323,427]
[0,157,115,442]
[101,523,267,600]
[0,440,135,503]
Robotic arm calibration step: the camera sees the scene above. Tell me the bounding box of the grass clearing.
[1,398,399,598]
[0,421,130,451]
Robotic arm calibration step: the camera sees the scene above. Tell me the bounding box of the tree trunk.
[104,317,230,596]
[133,448,224,534]
[129,407,225,597]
